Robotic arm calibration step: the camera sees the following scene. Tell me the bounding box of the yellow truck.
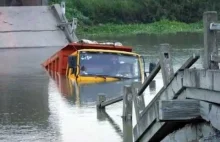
[42,40,147,85]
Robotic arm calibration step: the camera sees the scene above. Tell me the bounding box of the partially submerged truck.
[42,40,147,85]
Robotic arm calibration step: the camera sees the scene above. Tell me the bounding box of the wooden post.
[97,93,106,109]
[96,108,107,121]
[159,44,174,86]
[122,85,133,142]
[132,81,145,121]
[123,119,133,142]
[203,11,219,69]
[122,85,133,120]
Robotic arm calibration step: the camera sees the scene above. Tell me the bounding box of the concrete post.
[203,11,219,69]
[97,93,106,109]
[61,1,66,15]
[122,85,133,121]
[132,81,145,121]
[159,44,174,86]
[71,18,77,36]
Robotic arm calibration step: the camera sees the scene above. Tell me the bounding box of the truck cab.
[67,49,145,84]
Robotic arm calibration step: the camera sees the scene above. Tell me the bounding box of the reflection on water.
[0,33,204,142]
[48,78,122,142]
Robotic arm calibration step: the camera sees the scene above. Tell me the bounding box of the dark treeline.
[51,0,220,25]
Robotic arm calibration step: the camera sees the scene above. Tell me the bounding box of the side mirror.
[68,56,77,68]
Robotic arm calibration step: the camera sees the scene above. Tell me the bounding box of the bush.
[49,0,220,25]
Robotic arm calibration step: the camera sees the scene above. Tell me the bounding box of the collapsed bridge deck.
[0,4,77,49]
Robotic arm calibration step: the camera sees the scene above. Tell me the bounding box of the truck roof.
[64,42,132,52]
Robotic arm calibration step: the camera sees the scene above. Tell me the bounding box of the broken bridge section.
[0,4,77,48]
[133,11,220,142]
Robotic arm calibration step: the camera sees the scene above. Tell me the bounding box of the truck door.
[67,55,77,76]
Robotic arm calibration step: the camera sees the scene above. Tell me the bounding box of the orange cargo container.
[42,42,133,75]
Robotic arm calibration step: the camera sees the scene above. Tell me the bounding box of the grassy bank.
[76,20,203,37]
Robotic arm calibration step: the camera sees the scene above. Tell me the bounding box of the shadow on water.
[96,108,133,142]
[96,109,123,138]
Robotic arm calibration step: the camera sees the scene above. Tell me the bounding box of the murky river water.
[0,33,204,142]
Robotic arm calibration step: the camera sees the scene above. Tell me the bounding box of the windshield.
[79,51,141,79]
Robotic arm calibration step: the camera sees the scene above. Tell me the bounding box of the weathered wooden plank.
[198,70,213,90]
[133,72,185,141]
[142,72,184,114]
[122,85,133,120]
[214,71,220,91]
[133,55,199,141]
[186,88,220,105]
[133,103,158,141]
[183,69,213,90]
[183,69,197,88]
[203,11,219,69]
[183,69,220,91]
[132,81,145,121]
[170,71,184,99]
[138,63,161,96]
[101,95,123,108]
[158,72,184,101]
[159,44,174,86]
[179,55,200,70]
[158,100,200,121]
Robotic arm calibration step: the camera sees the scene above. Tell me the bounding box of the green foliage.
[48,0,215,36]
[50,0,220,24]
[76,20,203,37]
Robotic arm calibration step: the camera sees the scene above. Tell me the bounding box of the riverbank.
[76,20,203,37]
